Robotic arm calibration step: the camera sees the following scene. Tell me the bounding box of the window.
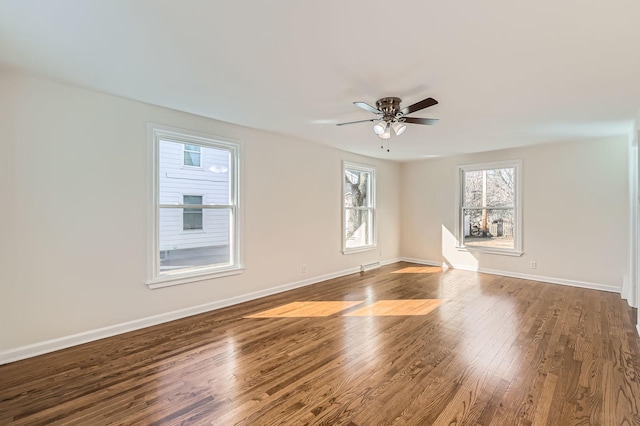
[148,126,242,288]
[457,160,522,256]
[183,195,203,230]
[183,144,201,167]
[343,162,376,253]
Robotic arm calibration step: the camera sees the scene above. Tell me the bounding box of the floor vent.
[360,262,381,272]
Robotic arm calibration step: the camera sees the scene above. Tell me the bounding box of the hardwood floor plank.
[1,262,639,425]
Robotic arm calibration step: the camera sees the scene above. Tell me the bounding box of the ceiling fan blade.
[400,97,438,116]
[353,102,382,114]
[336,118,378,126]
[403,117,439,125]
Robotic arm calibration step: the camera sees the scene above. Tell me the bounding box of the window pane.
[183,195,202,205]
[211,150,232,204]
[463,170,483,207]
[159,140,232,206]
[343,163,375,252]
[183,195,203,230]
[184,151,201,167]
[344,169,370,208]
[462,208,514,249]
[464,168,514,208]
[486,168,514,207]
[159,208,232,275]
[183,211,203,230]
[158,138,235,276]
[345,208,372,248]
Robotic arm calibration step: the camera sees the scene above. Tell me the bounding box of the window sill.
[146,266,244,289]
[456,246,523,257]
[342,246,377,255]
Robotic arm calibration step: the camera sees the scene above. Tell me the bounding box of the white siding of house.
[158,140,230,251]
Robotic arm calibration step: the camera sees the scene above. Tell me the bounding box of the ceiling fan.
[336,96,439,141]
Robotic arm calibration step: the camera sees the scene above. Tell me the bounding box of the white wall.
[0,72,401,353]
[401,138,630,290]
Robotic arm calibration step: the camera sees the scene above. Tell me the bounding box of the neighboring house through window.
[343,162,376,253]
[148,126,242,288]
[457,160,522,256]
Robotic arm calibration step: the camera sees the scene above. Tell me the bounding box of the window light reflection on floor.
[344,299,444,316]
[244,301,363,318]
[244,299,445,318]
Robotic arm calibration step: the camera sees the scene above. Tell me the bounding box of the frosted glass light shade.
[373,121,387,135]
[392,121,407,136]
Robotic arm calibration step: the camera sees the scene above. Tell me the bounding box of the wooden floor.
[1,263,640,425]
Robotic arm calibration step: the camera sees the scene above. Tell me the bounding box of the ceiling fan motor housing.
[376,97,403,121]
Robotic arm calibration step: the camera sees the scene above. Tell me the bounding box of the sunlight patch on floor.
[344,299,445,316]
[244,301,363,318]
[392,266,442,274]
[245,299,445,318]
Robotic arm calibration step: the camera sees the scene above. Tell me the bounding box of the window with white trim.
[457,160,522,256]
[183,144,201,167]
[343,162,376,253]
[149,126,241,287]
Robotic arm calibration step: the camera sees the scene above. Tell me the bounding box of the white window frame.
[455,159,523,256]
[147,124,243,289]
[342,161,376,254]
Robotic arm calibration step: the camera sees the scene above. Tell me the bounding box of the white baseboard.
[381,257,402,266]
[620,275,637,307]
[0,264,367,365]
[399,257,621,294]
[458,265,619,293]
[398,257,443,267]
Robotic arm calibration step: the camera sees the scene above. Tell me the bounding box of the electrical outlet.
[302,264,307,273]
[530,261,537,269]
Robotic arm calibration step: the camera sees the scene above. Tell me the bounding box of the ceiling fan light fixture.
[373,121,387,135]
[380,125,391,139]
[392,121,407,136]
[336,96,438,145]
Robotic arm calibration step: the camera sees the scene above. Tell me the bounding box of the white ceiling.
[1,0,639,161]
